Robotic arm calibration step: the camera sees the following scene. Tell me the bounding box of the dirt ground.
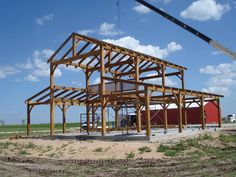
[0,125,236,177]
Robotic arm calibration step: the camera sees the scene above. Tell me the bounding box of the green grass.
[200,133,214,141]
[157,140,186,156]
[0,122,80,138]
[219,134,236,143]
[18,150,30,156]
[157,133,215,157]
[24,142,37,149]
[157,133,236,158]
[94,147,103,152]
[126,151,135,159]
[138,146,152,153]
[61,143,68,149]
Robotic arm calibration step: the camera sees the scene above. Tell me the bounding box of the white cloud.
[17,59,33,69]
[0,66,20,79]
[14,78,21,82]
[211,51,222,56]
[200,61,236,96]
[20,49,61,82]
[133,4,151,14]
[145,73,177,86]
[60,65,80,72]
[25,75,39,82]
[18,48,83,82]
[164,0,171,4]
[180,0,230,21]
[166,42,183,53]
[103,36,182,58]
[36,13,54,26]
[78,29,96,36]
[99,22,123,36]
[93,77,101,85]
[78,22,123,37]
[234,1,236,8]
[92,77,110,85]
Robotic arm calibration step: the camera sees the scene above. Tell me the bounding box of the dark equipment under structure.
[25,33,223,137]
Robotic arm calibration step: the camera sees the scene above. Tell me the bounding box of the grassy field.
[0,123,80,138]
[0,121,118,138]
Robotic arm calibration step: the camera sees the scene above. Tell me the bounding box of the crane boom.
[135,0,236,61]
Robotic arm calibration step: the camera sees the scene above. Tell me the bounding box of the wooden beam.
[104,76,223,99]
[27,101,50,105]
[47,33,73,63]
[104,90,144,97]
[27,104,31,136]
[177,93,182,133]
[145,87,151,137]
[78,45,99,65]
[61,91,78,99]
[52,50,100,65]
[92,106,96,129]
[86,55,99,67]
[115,66,158,77]
[26,86,50,102]
[135,57,141,133]
[86,70,90,134]
[181,70,187,126]
[106,59,133,68]
[114,107,119,129]
[100,45,106,136]
[72,34,76,57]
[54,85,86,92]
[162,65,168,131]
[200,96,205,130]
[36,90,59,102]
[217,99,222,128]
[50,65,55,135]
[76,42,90,56]
[68,91,86,100]
[74,32,187,70]
[139,71,181,81]
[101,42,187,70]
[62,104,66,134]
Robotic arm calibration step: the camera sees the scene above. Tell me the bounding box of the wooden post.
[86,70,90,134]
[145,87,151,137]
[62,104,66,134]
[27,104,31,136]
[181,70,187,126]
[177,94,183,133]
[162,65,168,130]
[50,64,55,135]
[136,105,141,132]
[92,106,95,129]
[72,33,76,57]
[200,96,205,130]
[135,57,141,133]
[217,99,222,128]
[100,45,106,136]
[115,108,119,129]
[163,104,168,130]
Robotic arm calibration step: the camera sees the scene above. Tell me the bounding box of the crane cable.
[116,0,121,39]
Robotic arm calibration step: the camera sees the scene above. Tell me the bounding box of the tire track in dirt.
[0,155,235,177]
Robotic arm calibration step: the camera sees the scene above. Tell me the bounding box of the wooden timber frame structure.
[25,33,223,137]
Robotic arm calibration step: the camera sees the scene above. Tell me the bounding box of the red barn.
[141,101,220,126]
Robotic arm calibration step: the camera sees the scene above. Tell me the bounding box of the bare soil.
[0,126,235,177]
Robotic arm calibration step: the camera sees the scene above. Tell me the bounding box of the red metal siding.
[186,107,201,124]
[141,101,219,125]
[204,101,219,124]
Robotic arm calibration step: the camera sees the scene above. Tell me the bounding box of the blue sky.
[0,0,236,124]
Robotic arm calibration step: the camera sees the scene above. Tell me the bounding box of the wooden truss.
[26,32,223,137]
